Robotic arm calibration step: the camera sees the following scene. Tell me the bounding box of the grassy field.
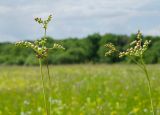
[0,64,160,115]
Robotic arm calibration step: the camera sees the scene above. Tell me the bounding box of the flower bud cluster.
[15,41,48,58]
[16,40,64,59]
[35,15,52,29]
[34,38,47,47]
[119,31,151,58]
[53,43,65,50]
[16,15,64,59]
[104,43,117,56]
[137,30,142,40]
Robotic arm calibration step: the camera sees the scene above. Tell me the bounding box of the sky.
[0,0,160,42]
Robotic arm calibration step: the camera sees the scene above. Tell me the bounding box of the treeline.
[0,33,160,65]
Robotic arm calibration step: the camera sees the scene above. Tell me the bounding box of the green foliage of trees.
[0,33,160,65]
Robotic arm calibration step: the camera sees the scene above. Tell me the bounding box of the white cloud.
[0,6,11,14]
[0,0,160,42]
[146,26,160,35]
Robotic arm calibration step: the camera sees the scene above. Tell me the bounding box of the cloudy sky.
[0,0,160,42]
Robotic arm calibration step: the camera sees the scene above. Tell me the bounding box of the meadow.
[0,64,160,115]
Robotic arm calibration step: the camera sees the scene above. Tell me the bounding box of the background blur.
[0,0,160,65]
[1,1,160,115]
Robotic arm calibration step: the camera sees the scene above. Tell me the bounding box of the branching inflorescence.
[105,30,154,115]
[15,15,64,59]
[16,15,64,115]
[105,30,151,58]
[119,31,151,58]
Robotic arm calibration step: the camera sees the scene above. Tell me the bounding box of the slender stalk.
[44,28,51,114]
[46,59,52,114]
[39,59,49,115]
[44,28,47,38]
[130,56,154,114]
[129,56,144,70]
[140,56,154,115]
[129,58,146,96]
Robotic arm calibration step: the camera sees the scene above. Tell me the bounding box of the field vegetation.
[0,65,160,115]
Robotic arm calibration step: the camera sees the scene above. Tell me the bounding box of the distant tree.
[86,33,101,61]
[0,33,160,65]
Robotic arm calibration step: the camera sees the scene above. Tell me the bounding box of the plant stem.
[39,59,49,115]
[129,56,144,70]
[129,58,146,96]
[44,28,51,114]
[44,28,46,38]
[140,56,154,115]
[46,59,52,114]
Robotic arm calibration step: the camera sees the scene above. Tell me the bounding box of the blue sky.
[0,0,160,42]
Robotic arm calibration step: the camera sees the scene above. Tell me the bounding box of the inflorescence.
[104,43,117,56]
[35,14,52,30]
[105,30,151,58]
[15,15,65,59]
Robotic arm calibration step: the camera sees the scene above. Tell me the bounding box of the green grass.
[0,64,160,115]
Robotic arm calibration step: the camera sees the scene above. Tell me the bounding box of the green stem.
[129,57,146,96]
[46,59,52,114]
[44,28,46,38]
[129,56,144,70]
[44,28,51,115]
[39,59,49,115]
[140,56,154,115]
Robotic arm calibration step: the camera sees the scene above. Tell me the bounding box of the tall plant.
[16,15,64,115]
[105,30,154,115]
